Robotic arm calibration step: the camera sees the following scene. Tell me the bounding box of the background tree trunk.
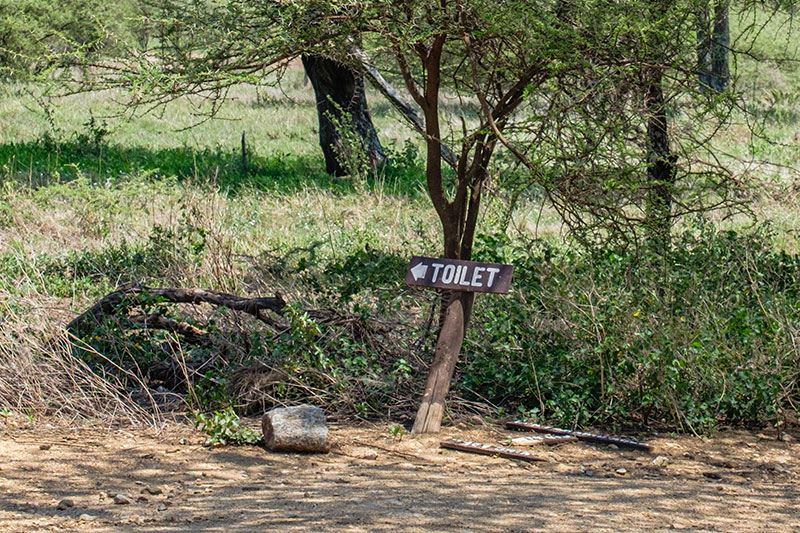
[698,1,729,92]
[711,2,730,92]
[301,55,386,176]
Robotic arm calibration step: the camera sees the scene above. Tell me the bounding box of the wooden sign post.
[406,256,513,433]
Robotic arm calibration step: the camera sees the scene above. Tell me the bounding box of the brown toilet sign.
[406,255,514,434]
[404,256,513,294]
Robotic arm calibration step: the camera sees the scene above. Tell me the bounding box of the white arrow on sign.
[410,262,428,281]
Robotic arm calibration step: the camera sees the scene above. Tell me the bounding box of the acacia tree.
[0,0,145,78]
[347,2,581,432]
[53,0,789,432]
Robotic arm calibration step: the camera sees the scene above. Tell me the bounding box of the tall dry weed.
[0,297,161,427]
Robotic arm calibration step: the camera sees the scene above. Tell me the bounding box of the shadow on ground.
[0,137,426,197]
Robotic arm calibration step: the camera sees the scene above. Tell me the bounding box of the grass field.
[1,6,800,433]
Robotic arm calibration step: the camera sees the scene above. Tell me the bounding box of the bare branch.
[67,285,286,334]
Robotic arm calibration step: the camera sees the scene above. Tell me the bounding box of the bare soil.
[1,418,798,532]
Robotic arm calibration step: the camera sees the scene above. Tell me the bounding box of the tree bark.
[301,55,386,176]
[644,68,676,252]
[697,1,729,92]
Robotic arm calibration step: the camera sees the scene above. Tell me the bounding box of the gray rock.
[79,514,97,522]
[262,405,329,453]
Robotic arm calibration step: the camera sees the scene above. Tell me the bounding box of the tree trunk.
[645,69,676,252]
[711,2,729,92]
[697,1,729,92]
[301,55,386,176]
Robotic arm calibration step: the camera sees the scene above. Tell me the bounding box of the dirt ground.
[0,418,798,532]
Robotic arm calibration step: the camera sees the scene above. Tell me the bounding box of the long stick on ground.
[506,421,651,451]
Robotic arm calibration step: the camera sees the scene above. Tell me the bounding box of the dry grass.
[0,297,159,426]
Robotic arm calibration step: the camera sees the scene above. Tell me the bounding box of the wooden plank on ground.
[440,439,547,463]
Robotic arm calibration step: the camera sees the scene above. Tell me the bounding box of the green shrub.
[463,224,800,431]
[195,407,262,446]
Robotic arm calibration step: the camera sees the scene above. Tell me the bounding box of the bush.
[195,407,262,446]
[462,224,800,432]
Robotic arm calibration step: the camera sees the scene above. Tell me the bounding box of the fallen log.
[262,405,329,453]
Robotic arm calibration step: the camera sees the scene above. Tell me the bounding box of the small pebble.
[616,468,628,475]
[39,444,51,451]
[56,499,74,510]
[653,456,669,467]
[79,514,97,522]
[113,493,133,505]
